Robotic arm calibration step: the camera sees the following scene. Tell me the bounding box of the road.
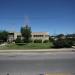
[0,52,75,60]
[0,51,75,75]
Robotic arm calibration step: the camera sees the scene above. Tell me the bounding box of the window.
[33,35,43,37]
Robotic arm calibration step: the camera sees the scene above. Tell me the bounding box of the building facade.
[8,32,49,42]
[31,32,49,42]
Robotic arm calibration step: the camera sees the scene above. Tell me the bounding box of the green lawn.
[0,43,53,50]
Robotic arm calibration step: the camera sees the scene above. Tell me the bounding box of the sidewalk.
[0,48,75,53]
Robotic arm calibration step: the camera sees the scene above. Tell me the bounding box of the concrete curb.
[0,48,75,53]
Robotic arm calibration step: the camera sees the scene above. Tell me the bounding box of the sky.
[0,0,75,35]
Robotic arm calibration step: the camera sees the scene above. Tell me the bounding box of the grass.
[0,42,53,50]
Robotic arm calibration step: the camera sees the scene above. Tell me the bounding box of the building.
[31,32,49,42]
[8,32,49,42]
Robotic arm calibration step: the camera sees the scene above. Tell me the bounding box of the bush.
[34,39,42,43]
[29,40,33,43]
[53,40,64,48]
[43,40,49,43]
[23,39,32,43]
[15,38,22,43]
[16,43,26,45]
[53,39,72,48]
[49,37,55,42]
[15,37,27,45]
[65,38,75,45]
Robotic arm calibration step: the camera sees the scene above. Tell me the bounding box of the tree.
[21,25,31,43]
[15,35,22,43]
[56,34,65,38]
[53,38,72,48]
[0,30,8,43]
[49,36,54,42]
[66,34,75,38]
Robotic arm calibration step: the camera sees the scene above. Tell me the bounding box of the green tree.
[0,30,8,43]
[53,38,72,48]
[56,34,64,38]
[66,34,75,38]
[15,35,22,43]
[21,25,31,43]
[49,36,54,42]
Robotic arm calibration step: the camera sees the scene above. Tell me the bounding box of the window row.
[32,35,49,37]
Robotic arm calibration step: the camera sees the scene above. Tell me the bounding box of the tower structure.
[23,16,29,27]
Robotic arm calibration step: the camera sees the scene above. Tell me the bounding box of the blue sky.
[0,0,75,35]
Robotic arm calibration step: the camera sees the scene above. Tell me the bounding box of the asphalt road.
[0,52,75,60]
[0,52,75,75]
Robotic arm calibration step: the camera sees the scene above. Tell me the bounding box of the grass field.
[0,43,53,50]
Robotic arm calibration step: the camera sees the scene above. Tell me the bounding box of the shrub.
[65,38,75,45]
[28,39,33,43]
[53,40,64,48]
[53,39,72,48]
[34,39,42,43]
[16,43,26,45]
[43,40,49,43]
[22,39,32,43]
[15,37,27,45]
[49,36,55,42]
[15,38,22,43]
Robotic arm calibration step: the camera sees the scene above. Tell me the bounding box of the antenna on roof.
[53,29,57,36]
[10,24,16,32]
[24,16,29,27]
